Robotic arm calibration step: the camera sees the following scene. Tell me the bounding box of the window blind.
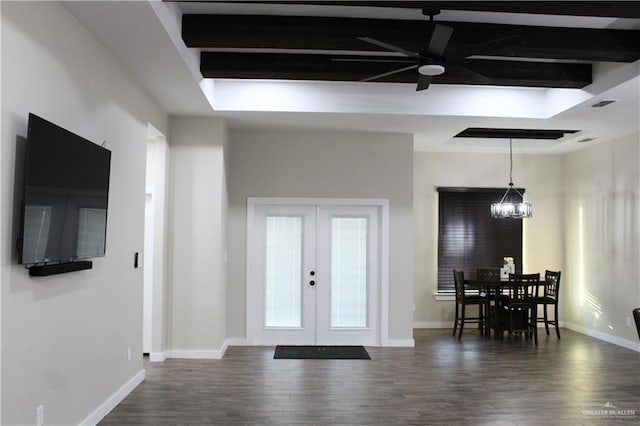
[437,187,523,293]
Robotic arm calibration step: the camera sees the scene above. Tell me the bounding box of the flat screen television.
[18,113,111,274]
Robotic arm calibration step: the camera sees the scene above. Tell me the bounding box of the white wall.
[1,2,166,424]
[413,151,564,327]
[227,130,414,344]
[564,133,640,348]
[167,117,228,356]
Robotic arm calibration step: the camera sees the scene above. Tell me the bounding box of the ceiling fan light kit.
[418,64,445,76]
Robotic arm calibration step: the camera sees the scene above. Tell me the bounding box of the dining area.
[452,264,562,346]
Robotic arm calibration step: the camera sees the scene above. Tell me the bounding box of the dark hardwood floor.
[100,329,640,425]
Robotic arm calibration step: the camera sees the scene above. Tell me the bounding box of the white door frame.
[246,197,390,346]
[143,189,155,354]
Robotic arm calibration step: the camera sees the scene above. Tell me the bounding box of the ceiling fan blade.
[424,24,453,57]
[357,37,421,59]
[447,35,521,61]
[332,57,414,64]
[416,74,432,91]
[361,64,418,82]
[446,65,491,84]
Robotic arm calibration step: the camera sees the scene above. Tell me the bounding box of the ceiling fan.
[352,9,521,91]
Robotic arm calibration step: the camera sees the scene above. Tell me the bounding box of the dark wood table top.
[465,279,548,287]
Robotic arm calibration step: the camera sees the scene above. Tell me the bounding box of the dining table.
[464,277,548,343]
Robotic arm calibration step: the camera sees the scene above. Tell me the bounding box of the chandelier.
[491,138,532,219]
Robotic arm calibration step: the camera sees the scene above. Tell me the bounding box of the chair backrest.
[453,270,465,301]
[508,273,540,300]
[477,268,500,282]
[633,308,640,340]
[544,270,561,300]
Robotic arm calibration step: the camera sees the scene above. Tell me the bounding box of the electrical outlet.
[37,405,44,426]
[626,317,632,327]
[127,347,132,362]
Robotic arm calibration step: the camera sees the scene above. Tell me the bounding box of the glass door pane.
[265,216,303,327]
[331,217,368,328]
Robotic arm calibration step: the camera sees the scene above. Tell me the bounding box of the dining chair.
[452,270,489,340]
[476,268,500,337]
[537,270,561,339]
[502,273,540,345]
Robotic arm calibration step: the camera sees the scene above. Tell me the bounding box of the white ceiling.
[63,1,640,154]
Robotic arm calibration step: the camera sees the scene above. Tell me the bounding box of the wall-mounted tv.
[18,113,111,275]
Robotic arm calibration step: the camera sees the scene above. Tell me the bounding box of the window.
[437,187,523,293]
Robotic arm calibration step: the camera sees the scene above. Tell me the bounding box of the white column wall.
[167,117,228,355]
[145,130,170,358]
[1,2,167,424]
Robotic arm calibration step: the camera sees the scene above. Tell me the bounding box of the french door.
[247,199,382,346]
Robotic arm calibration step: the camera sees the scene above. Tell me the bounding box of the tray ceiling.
[62,1,640,153]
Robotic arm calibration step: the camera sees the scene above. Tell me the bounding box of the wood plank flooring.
[99,329,640,425]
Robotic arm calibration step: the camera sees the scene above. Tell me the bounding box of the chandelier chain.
[509,137,514,185]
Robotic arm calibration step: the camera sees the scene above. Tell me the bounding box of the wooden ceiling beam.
[410,1,640,18]
[200,52,592,88]
[183,15,640,63]
[175,1,640,18]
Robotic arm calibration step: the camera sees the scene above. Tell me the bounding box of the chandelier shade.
[490,184,532,218]
[491,138,532,219]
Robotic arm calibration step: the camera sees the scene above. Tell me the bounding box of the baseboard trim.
[232,337,413,347]
[80,369,145,426]
[150,340,244,361]
[414,322,555,330]
[161,337,419,357]
[382,338,415,347]
[166,340,230,360]
[225,337,249,346]
[166,349,223,359]
[563,321,640,352]
[414,321,450,329]
[413,321,640,352]
[149,352,167,362]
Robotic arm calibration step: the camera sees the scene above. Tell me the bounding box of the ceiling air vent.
[591,100,616,108]
[578,137,596,143]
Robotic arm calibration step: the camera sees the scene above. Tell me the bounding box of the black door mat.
[274,345,371,360]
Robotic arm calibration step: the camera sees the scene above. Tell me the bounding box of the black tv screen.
[19,113,111,266]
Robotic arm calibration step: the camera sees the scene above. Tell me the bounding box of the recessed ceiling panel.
[454,127,580,140]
